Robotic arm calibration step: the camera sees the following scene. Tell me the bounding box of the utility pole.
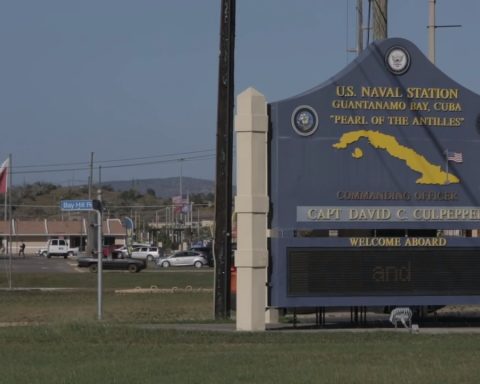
[347,0,364,56]
[428,0,436,63]
[214,0,235,319]
[427,0,461,65]
[86,152,95,256]
[7,154,12,290]
[356,0,364,54]
[179,158,184,199]
[88,152,94,199]
[372,0,388,41]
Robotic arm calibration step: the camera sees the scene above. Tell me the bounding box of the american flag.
[447,151,463,163]
[172,195,190,214]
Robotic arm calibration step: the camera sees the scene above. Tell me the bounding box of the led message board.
[288,248,480,297]
[270,236,480,307]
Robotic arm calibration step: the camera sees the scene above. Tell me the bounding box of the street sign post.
[122,217,134,257]
[60,199,103,320]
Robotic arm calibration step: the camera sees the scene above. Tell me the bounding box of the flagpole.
[3,157,8,288]
[8,153,12,290]
[3,155,7,224]
[3,182,6,223]
[2,200,5,263]
[445,149,449,184]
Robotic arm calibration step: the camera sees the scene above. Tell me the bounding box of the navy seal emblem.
[291,105,318,136]
[385,46,411,75]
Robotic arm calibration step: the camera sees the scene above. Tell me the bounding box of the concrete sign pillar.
[234,88,269,331]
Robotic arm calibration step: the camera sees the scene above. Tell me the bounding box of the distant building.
[0,218,126,254]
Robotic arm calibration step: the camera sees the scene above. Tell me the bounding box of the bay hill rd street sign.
[61,200,96,211]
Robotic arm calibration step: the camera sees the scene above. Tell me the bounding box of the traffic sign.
[60,200,93,211]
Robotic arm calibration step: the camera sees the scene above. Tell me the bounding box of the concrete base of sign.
[236,267,266,331]
[265,308,280,324]
[234,88,269,331]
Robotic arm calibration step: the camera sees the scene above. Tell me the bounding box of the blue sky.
[1,0,478,185]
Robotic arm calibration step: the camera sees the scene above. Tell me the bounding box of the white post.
[7,154,12,290]
[234,88,269,331]
[96,191,103,321]
[97,209,103,320]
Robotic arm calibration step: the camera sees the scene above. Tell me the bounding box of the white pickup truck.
[39,239,79,258]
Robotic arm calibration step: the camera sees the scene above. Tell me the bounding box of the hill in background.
[11,177,216,220]
[103,177,214,198]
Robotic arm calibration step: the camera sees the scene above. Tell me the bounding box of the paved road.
[0,254,214,274]
[0,254,78,273]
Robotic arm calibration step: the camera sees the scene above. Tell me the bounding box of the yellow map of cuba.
[332,130,459,185]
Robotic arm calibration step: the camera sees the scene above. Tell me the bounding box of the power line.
[102,154,214,170]
[12,153,215,176]
[12,203,213,209]
[14,148,216,170]
[97,149,215,164]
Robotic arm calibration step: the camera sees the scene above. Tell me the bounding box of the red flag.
[0,158,8,194]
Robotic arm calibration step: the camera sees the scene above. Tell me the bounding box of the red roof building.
[0,218,126,254]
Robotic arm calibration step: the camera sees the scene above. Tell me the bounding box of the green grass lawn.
[2,269,214,289]
[2,271,480,383]
[1,324,480,384]
[0,271,215,324]
[0,290,214,324]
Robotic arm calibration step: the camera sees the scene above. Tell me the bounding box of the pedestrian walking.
[19,242,26,257]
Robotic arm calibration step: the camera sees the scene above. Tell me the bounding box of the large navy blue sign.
[269,38,480,230]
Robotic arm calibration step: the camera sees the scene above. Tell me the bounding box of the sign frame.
[268,38,480,308]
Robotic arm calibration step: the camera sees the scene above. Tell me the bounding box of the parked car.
[77,256,146,273]
[189,246,213,267]
[131,246,161,262]
[102,244,118,257]
[39,239,79,258]
[111,246,129,258]
[111,243,152,259]
[157,250,209,268]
